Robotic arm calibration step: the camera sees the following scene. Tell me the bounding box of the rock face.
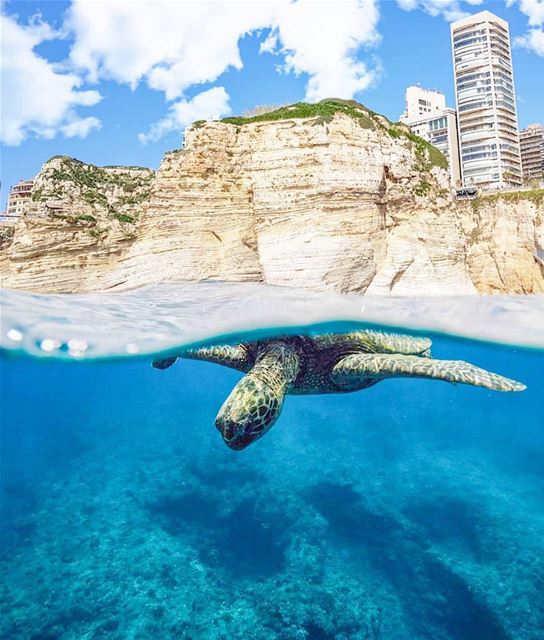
[459,195,543,294]
[0,157,154,292]
[1,113,543,294]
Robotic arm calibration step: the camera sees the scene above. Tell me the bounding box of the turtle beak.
[215,416,256,451]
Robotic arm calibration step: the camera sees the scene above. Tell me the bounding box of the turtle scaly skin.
[153,330,525,450]
[216,342,300,450]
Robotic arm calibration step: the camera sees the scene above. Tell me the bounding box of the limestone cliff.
[0,157,154,291]
[459,193,543,294]
[1,101,543,294]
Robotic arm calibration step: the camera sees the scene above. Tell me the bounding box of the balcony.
[461,131,494,144]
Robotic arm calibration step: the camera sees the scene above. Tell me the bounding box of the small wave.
[1,282,543,360]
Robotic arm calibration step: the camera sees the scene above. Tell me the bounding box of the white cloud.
[269,0,381,101]
[61,117,102,139]
[138,86,231,144]
[3,0,382,146]
[67,0,381,114]
[0,11,101,145]
[508,0,544,55]
[396,0,418,9]
[67,1,277,100]
[515,27,544,54]
[260,30,279,55]
[508,0,544,25]
[395,0,483,21]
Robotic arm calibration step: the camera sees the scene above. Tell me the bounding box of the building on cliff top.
[451,10,522,190]
[400,86,446,121]
[520,123,544,184]
[4,179,34,222]
[400,86,462,186]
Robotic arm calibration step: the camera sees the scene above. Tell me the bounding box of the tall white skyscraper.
[400,86,462,185]
[451,10,522,190]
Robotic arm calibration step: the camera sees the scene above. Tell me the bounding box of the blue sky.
[1,0,543,210]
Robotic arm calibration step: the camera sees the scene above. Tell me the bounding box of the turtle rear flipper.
[354,331,433,357]
[215,342,300,450]
[152,356,178,370]
[331,353,526,392]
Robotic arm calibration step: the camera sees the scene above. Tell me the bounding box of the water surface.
[1,283,543,639]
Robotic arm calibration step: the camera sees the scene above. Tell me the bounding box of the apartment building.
[5,179,34,221]
[400,85,447,121]
[519,123,544,183]
[400,87,462,185]
[451,10,522,190]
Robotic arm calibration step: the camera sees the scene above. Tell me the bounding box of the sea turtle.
[153,330,525,450]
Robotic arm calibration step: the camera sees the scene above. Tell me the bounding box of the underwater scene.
[1,284,543,640]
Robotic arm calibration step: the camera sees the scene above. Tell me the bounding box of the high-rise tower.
[451,10,522,189]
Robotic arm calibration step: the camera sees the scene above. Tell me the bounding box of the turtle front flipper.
[331,353,526,392]
[216,342,300,450]
[182,344,251,372]
[153,344,250,372]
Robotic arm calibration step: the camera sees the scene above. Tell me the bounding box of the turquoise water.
[1,284,543,639]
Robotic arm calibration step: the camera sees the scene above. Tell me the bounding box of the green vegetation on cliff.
[32,157,154,227]
[469,188,544,216]
[398,130,448,171]
[217,98,447,171]
[221,99,379,129]
[0,224,15,246]
[45,157,153,194]
[479,188,544,206]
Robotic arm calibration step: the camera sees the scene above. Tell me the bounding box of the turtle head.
[215,374,282,451]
